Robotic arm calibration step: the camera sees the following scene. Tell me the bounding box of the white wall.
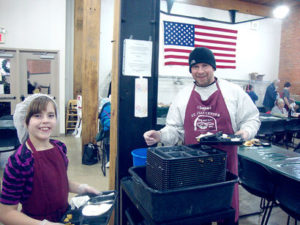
[98,0,114,100]
[0,0,66,133]
[158,2,282,106]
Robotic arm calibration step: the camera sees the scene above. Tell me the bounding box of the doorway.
[0,48,60,136]
[19,50,59,100]
[0,49,18,117]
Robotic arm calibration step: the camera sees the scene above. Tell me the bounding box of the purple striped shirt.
[0,139,68,205]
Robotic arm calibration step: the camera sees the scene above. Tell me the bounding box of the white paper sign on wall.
[134,77,148,118]
[122,39,152,77]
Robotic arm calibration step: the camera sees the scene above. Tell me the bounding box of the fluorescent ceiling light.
[40,55,54,59]
[273,5,290,19]
[0,53,13,58]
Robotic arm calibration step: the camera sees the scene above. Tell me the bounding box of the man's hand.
[143,130,161,146]
[78,184,101,195]
[235,130,249,140]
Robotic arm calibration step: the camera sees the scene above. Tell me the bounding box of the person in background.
[143,47,260,224]
[282,81,297,110]
[271,98,293,144]
[27,71,36,94]
[263,79,280,112]
[245,84,258,104]
[0,94,100,225]
[0,76,10,94]
[282,82,292,109]
[98,97,111,168]
[271,98,288,118]
[281,81,300,117]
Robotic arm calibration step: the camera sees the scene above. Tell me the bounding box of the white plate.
[82,203,112,216]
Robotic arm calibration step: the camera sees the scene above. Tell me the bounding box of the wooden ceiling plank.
[173,0,273,17]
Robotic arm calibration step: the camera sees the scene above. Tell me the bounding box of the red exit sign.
[0,28,5,43]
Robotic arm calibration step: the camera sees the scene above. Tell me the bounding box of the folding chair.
[238,156,276,225]
[256,120,274,142]
[294,143,300,153]
[96,126,110,176]
[284,119,300,149]
[274,173,300,225]
[271,120,286,146]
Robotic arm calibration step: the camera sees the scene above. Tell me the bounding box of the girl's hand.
[41,220,64,225]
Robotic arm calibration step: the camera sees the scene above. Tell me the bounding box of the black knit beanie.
[189,47,216,72]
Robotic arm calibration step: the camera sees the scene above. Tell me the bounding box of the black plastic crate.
[129,166,238,222]
[146,145,227,190]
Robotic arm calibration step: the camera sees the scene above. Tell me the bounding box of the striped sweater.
[0,139,68,205]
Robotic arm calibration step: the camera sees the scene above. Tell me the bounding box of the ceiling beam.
[173,0,274,17]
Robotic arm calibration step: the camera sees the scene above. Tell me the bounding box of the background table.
[238,145,300,181]
[258,114,300,147]
[238,145,300,222]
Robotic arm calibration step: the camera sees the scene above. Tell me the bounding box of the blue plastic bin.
[131,148,147,166]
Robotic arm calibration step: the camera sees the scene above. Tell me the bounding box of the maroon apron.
[22,138,69,222]
[184,82,239,222]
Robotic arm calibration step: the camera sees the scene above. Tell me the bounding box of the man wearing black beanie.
[188,47,216,87]
[144,47,260,224]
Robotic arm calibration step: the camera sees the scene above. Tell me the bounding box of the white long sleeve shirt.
[160,78,261,146]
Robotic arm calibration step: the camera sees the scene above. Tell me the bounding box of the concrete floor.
[0,135,296,224]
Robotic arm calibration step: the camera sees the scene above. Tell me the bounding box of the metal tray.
[196,132,244,145]
[61,191,116,225]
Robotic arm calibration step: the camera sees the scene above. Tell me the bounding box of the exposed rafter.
[167,0,175,13]
[229,9,238,23]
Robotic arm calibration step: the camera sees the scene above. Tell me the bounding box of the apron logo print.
[193,115,217,131]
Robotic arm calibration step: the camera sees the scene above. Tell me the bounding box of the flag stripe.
[165,55,188,59]
[165,48,191,53]
[165,61,236,69]
[165,62,189,66]
[195,24,238,34]
[194,44,236,52]
[217,59,236,63]
[165,55,235,63]
[164,48,236,58]
[195,31,237,40]
[217,65,236,69]
[195,38,236,46]
[214,52,236,57]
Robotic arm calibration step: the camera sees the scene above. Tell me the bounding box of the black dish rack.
[146,145,227,190]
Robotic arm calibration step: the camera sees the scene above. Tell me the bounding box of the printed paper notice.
[123,39,152,77]
[0,84,4,94]
[135,78,148,117]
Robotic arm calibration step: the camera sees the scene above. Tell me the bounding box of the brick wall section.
[279,6,300,100]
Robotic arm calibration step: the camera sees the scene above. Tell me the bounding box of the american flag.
[164,21,238,69]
